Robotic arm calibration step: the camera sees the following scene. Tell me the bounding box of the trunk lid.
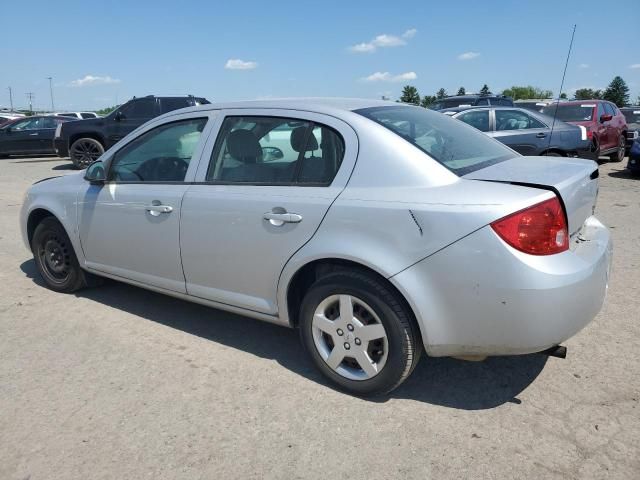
[464,156,599,235]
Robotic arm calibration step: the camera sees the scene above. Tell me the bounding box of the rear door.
[180,109,357,315]
[491,109,549,155]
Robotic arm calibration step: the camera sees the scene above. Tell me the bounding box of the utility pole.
[46,76,55,111]
[7,86,14,111]
[25,92,35,113]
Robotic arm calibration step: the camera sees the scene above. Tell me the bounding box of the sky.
[1,0,639,111]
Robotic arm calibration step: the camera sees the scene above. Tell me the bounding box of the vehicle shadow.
[51,163,76,171]
[608,169,638,179]
[20,259,547,410]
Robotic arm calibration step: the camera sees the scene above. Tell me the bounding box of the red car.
[541,100,628,161]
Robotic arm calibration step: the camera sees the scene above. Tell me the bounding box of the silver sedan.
[20,99,611,395]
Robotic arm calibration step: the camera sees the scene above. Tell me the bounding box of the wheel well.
[541,148,566,157]
[286,259,417,330]
[69,132,105,149]
[27,208,55,245]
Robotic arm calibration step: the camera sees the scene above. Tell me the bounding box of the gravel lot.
[1,155,638,480]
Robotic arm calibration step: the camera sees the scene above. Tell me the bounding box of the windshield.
[540,104,595,122]
[356,106,517,176]
[428,98,473,110]
[622,110,640,124]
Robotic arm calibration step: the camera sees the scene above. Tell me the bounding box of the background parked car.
[428,94,514,111]
[540,100,628,161]
[620,107,640,151]
[628,138,640,175]
[0,112,26,126]
[444,106,594,158]
[55,94,210,168]
[0,116,75,158]
[514,99,553,112]
[48,112,101,120]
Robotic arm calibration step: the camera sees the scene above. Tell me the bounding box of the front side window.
[118,98,156,119]
[604,103,615,116]
[456,110,491,132]
[10,117,43,130]
[356,106,517,176]
[495,110,546,130]
[206,116,344,185]
[108,118,207,182]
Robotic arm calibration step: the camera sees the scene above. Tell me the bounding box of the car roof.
[160,97,404,117]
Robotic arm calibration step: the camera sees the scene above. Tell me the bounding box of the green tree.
[436,88,447,99]
[96,105,119,115]
[501,85,553,100]
[603,76,630,106]
[456,86,466,96]
[479,84,491,95]
[559,92,568,99]
[399,85,420,105]
[573,88,602,100]
[420,95,436,108]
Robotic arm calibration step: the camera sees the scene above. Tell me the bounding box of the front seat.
[221,129,268,182]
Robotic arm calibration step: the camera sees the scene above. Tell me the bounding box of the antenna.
[548,24,576,150]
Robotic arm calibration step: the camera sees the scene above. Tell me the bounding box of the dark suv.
[428,94,513,111]
[620,107,640,151]
[55,95,210,168]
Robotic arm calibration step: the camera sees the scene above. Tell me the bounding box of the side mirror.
[114,111,125,122]
[600,114,613,123]
[84,160,106,185]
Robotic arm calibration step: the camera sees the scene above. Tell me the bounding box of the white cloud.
[630,64,640,69]
[349,28,417,53]
[362,71,417,82]
[69,75,120,87]
[579,63,590,68]
[225,59,258,70]
[457,51,480,61]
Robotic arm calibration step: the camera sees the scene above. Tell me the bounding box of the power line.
[25,92,35,112]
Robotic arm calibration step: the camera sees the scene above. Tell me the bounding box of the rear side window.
[456,110,491,132]
[108,118,207,182]
[118,98,157,119]
[161,98,191,113]
[81,112,97,119]
[206,116,344,185]
[356,106,516,176]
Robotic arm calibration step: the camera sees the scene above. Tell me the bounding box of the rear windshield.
[622,109,640,124]
[356,106,517,176]
[540,104,594,122]
[429,98,475,110]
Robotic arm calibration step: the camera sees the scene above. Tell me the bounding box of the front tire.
[70,138,104,169]
[299,270,422,396]
[609,135,625,162]
[32,217,88,293]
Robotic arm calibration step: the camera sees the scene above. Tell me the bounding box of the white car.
[49,112,100,120]
[20,98,611,395]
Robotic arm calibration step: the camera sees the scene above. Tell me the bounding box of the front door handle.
[145,204,173,216]
[536,132,546,138]
[263,211,303,226]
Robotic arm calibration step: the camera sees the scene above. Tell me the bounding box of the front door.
[78,116,210,292]
[2,117,45,154]
[180,111,356,315]
[491,109,549,155]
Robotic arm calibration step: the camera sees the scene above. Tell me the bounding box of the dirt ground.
[1,155,638,479]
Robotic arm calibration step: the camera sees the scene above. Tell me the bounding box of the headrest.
[291,126,318,153]
[227,129,261,163]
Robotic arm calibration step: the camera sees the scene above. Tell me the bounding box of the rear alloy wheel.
[299,270,422,396]
[70,138,104,169]
[609,135,625,162]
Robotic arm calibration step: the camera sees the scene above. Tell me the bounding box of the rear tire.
[31,217,97,293]
[70,138,104,169]
[299,270,422,396]
[609,135,625,162]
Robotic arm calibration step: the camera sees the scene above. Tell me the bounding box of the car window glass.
[108,118,207,182]
[456,110,491,132]
[11,118,43,130]
[596,103,605,119]
[496,110,545,130]
[161,98,190,112]
[207,116,338,185]
[604,103,614,116]
[476,98,489,105]
[118,98,156,119]
[41,117,60,129]
[80,113,96,119]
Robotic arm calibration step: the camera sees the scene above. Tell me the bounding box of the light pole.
[25,92,34,113]
[7,86,13,111]
[46,77,55,111]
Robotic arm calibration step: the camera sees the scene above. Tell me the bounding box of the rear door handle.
[145,204,173,216]
[263,211,303,226]
[536,132,546,138]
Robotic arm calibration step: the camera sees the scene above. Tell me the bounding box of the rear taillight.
[491,197,569,255]
[586,128,593,140]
